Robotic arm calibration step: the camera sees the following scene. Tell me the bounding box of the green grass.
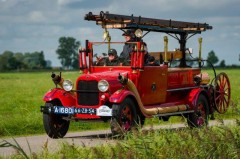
[0,71,109,137]
[0,72,50,137]
[3,123,240,159]
[0,68,239,138]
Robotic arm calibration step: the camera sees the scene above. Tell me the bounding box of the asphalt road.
[0,119,236,158]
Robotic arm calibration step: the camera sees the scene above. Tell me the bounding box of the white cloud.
[233,32,240,38]
[57,0,83,6]
[57,0,66,5]
[29,11,46,23]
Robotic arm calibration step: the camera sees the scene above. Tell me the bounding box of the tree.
[23,51,47,69]
[206,50,219,67]
[0,53,8,71]
[56,37,80,69]
[0,51,19,71]
[219,60,226,68]
[38,51,47,68]
[14,52,27,69]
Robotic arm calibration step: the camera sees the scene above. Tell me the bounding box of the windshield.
[92,42,135,67]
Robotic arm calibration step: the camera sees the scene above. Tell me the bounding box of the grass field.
[0,71,110,137]
[0,68,239,137]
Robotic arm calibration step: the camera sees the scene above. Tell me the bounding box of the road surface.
[0,119,236,158]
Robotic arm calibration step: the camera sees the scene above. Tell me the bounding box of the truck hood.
[77,70,131,93]
[79,70,130,81]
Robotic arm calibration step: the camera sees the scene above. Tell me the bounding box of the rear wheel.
[43,102,70,138]
[214,72,231,114]
[110,98,138,135]
[188,94,209,128]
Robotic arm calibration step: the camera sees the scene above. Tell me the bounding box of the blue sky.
[0,0,240,66]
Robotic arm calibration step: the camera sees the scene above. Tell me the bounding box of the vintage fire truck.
[41,11,231,138]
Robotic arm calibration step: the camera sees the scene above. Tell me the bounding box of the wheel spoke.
[221,75,226,86]
[219,76,223,88]
[223,96,229,108]
[219,100,223,112]
[222,79,227,89]
[224,88,229,94]
[223,99,227,111]
[215,94,221,101]
[222,99,225,111]
[215,90,221,93]
[220,103,224,112]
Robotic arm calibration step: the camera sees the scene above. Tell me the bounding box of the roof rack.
[85,11,212,34]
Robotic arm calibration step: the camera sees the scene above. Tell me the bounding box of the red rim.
[196,103,206,126]
[214,73,231,113]
[120,105,132,131]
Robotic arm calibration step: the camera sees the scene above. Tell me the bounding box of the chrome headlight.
[63,80,73,91]
[98,80,109,92]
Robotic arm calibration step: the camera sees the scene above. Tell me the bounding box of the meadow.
[0,68,239,137]
[0,71,110,137]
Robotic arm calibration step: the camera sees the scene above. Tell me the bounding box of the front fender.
[187,88,209,109]
[43,88,76,106]
[109,89,135,104]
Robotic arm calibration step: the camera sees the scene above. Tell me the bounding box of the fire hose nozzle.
[118,73,128,85]
[51,72,63,85]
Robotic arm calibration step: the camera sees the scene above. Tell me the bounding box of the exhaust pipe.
[118,74,187,115]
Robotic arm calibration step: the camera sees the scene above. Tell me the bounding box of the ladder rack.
[84,11,212,34]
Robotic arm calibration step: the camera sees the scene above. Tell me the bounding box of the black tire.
[188,94,209,128]
[110,98,138,135]
[43,102,70,139]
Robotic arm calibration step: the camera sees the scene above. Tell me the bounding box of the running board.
[153,110,194,117]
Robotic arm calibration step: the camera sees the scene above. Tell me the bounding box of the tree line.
[0,51,49,71]
[0,36,237,71]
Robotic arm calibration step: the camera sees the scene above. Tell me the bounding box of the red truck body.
[41,12,231,138]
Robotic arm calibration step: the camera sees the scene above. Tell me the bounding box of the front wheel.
[43,102,70,138]
[110,98,138,136]
[188,94,209,128]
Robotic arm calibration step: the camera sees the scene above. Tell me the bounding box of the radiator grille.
[77,80,99,106]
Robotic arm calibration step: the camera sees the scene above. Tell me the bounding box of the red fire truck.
[41,11,231,138]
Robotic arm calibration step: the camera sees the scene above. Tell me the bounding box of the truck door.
[137,65,167,105]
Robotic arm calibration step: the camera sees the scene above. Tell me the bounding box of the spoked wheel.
[111,98,138,136]
[43,102,70,139]
[188,94,209,128]
[214,72,231,114]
